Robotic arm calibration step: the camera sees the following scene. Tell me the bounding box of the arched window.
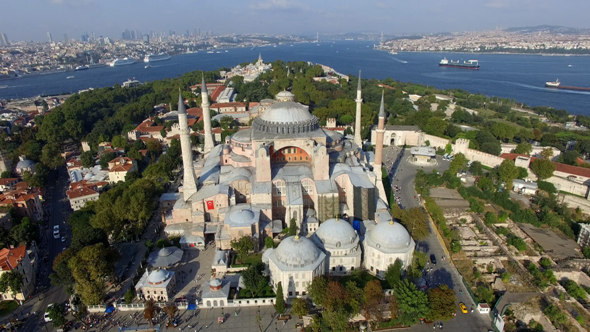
[302,179,314,195]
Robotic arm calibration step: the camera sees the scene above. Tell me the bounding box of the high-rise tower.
[374,91,386,168]
[201,75,215,153]
[177,92,198,201]
[354,71,363,148]
[47,32,53,43]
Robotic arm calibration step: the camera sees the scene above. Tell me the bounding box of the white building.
[578,223,590,249]
[135,269,177,302]
[363,211,415,278]
[267,235,326,299]
[311,218,362,275]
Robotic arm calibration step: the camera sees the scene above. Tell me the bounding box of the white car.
[53,225,60,239]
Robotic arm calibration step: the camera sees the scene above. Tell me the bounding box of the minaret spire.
[201,73,214,153]
[354,70,363,148]
[374,90,386,169]
[177,91,198,201]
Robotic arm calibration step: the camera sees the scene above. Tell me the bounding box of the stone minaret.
[374,91,386,168]
[177,92,198,201]
[354,70,363,148]
[201,75,214,153]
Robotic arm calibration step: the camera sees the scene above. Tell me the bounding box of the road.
[12,166,71,332]
[382,146,492,331]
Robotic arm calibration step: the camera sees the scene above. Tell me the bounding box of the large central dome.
[252,92,320,135]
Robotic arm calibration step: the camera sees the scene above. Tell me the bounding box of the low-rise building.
[578,223,590,249]
[0,182,43,221]
[108,157,138,183]
[0,178,19,192]
[512,179,538,195]
[66,181,107,211]
[410,146,437,164]
[135,269,177,302]
[0,243,38,302]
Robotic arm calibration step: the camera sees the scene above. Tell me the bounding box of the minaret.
[374,91,386,169]
[177,92,198,201]
[354,71,363,148]
[201,74,214,153]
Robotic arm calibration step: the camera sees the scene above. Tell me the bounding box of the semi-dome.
[229,209,255,225]
[367,221,413,252]
[158,247,173,257]
[148,269,171,284]
[272,236,322,268]
[314,219,357,248]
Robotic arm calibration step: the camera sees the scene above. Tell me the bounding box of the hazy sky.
[1,0,589,41]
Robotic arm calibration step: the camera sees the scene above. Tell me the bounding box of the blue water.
[1,41,590,115]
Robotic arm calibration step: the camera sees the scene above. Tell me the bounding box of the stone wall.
[547,176,589,197]
[560,194,590,214]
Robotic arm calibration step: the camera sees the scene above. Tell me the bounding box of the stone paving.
[171,246,217,301]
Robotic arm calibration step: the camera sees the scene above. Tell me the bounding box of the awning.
[105,306,115,313]
[187,303,197,310]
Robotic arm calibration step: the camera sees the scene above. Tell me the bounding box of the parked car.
[44,304,54,322]
[53,225,60,239]
[430,254,437,265]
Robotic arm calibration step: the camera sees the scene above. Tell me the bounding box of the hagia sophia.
[163,74,416,299]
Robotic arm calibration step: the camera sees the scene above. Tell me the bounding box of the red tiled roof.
[189,83,224,90]
[501,153,590,178]
[199,128,223,134]
[500,153,530,160]
[211,102,246,108]
[377,84,396,90]
[109,164,134,172]
[187,107,203,119]
[66,187,98,199]
[210,85,225,102]
[0,246,27,271]
[248,102,259,108]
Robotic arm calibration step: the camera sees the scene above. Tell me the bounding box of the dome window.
[335,241,341,248]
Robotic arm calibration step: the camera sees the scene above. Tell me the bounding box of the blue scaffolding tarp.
[105,306,115,313]
[187,303,197,310]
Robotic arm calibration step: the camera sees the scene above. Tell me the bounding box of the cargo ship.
[143,53,171,63]
[545,79,590,92]
[110,57,137,67]
[439,58,479,69]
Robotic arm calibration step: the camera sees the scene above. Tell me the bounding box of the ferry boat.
[143,53,171,63]
[110,57,137,66]
[389,50,398,55]
[545,79,560,88]
[75,65,89,71]
[439,58,479,69]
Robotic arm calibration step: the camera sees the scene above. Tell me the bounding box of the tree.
[498,159,519,188]
[80,151,95,168]
[448,153,467,175]
[484,212,498,225]
[424,117,447,137]
[475,285,495,305]
[558,150,581,165]
[539,257,552,269]
[230,236,254,261]
[47,303,67,328]
[513,143,532,155]
[144,299,156,324]
[394,279,430,326]
[124,288,135,304]
[427,284,457,321]
[99,152,115,169]
[540,148,554,159]
[364,280,384,320]
[395,207,429,240]
[265,236,274,249]
[469,161,483,176]
[288,218,298,236]
[563,280,587,300]
[385,259,404,288]
[0,271,23,296]
[324,281,350,312]
[292,298,309,317]
[530,159,555,180]
[322,307,351,332]
[0,171,12,178]
[10,217,38,243]
[68,243,119,305]
[501,272,511,282]
[242,263,267,297]
[40,143,65,169]
[162,304,178,322]
[275,282,286,315]
[49,249,76,293]
[307,275,329,306]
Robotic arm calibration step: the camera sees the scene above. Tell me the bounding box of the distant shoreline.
[380,50,590,57]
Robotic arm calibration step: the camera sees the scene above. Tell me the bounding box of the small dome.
[314,219,357,248]
[276,91,295,102]
[158,247,174,257]
[148,269,170,284]
[16,158,34,170]
[229,209,256,225]
[368,221,413,251]
[272,236,322,268]
[210,278,222,290]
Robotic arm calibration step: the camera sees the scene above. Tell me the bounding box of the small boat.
[216,51,221,53]
[545,79,560,88]
[0,85,7,89]
[568,65,573,67]
[207,51,214,54]
[225,50,228,52]
[145,65,150,69]
[66,76,74,79]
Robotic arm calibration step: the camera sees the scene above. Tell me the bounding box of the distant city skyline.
[1,0,589,42]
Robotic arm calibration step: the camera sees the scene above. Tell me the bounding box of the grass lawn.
[232,253,263,268]
[0,301,18,317]
[237,284,275,298]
